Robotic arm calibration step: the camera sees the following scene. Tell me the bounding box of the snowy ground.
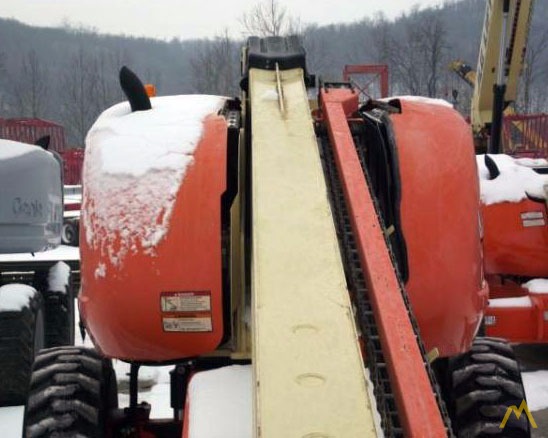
[0,244,174,436]
[75,316,175,421]
[0,305,174,437]
[1,314,547,438]
[0,244,547,435]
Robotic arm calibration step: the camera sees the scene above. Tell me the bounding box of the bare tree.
[391,26,424,95]
[240,0,297,37]
[94,48,131,110]
[190,31,239,96]
[12,50,49,117]
[61,46,100,146]
[367,13,398,95]
[520,27,548,113]
[301,25,330,74]
[421,10,447,97]
[0,52,6,113]
[370,13,395,66]
[390,8,448,97]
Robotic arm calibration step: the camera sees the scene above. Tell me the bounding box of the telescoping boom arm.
[471,0,534,152]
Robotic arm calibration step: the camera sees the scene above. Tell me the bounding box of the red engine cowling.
[483,199,548,277]
[390,99,487,357]
[79,99,227,363]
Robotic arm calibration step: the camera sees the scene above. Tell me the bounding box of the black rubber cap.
[241,36,314,91]
[484,154,500,180]
[119,66,152,112]
[247,36,306,71]
[34,135,50,150]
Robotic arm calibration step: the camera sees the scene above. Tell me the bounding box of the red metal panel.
[80,115,227,362]
[486,290,548,343]
[319,88,446,436]
[0,118,66,152]
[483,200,548,278]
[60,149,85,185]
[392,99,486,357]
[1,118,79,183]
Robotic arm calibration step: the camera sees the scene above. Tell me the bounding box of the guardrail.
[503,113,548,158]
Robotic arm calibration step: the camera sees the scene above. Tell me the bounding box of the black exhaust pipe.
[119,66,152,113]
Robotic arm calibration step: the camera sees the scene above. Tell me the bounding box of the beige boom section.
[250,67,379,437]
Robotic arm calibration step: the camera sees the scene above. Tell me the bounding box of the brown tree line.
[0,0,546,146]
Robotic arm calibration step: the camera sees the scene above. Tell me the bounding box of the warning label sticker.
[161,291,211,313]
[163,317,212,332]
[521,211,546,228]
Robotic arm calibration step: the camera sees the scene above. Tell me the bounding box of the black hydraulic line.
[489,84,507,154]
[489,0,511,154]
[129,363,140,409]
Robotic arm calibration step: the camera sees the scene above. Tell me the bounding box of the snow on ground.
[74,308,173,419]
[0,301,547,435]
[0,302,174,437]
[0,245,79,262]
[522,371,548,411]
[0,406,24,437]
[118,366,174,419]
[3,301,548,431]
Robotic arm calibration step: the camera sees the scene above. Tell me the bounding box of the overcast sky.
[0,0,446,40]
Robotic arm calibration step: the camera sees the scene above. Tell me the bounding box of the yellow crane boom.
[472,0,534,148]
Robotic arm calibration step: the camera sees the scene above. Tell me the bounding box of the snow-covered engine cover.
[477,154,548,277]
[0,139,63,253]
[79,95,228,362]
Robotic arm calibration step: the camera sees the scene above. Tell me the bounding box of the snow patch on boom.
[83,95,225,266]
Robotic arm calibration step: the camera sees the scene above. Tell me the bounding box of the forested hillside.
[0,0,546,145]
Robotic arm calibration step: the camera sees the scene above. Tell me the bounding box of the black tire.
[23,346,118,438]
[44,271,75,348]
[446,337,531,437]
[61,219,80,246]
[0,286,45,406]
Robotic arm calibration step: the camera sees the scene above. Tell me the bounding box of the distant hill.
[0,0,546,145]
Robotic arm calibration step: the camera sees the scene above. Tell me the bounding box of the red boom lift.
[22,37,531,437]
